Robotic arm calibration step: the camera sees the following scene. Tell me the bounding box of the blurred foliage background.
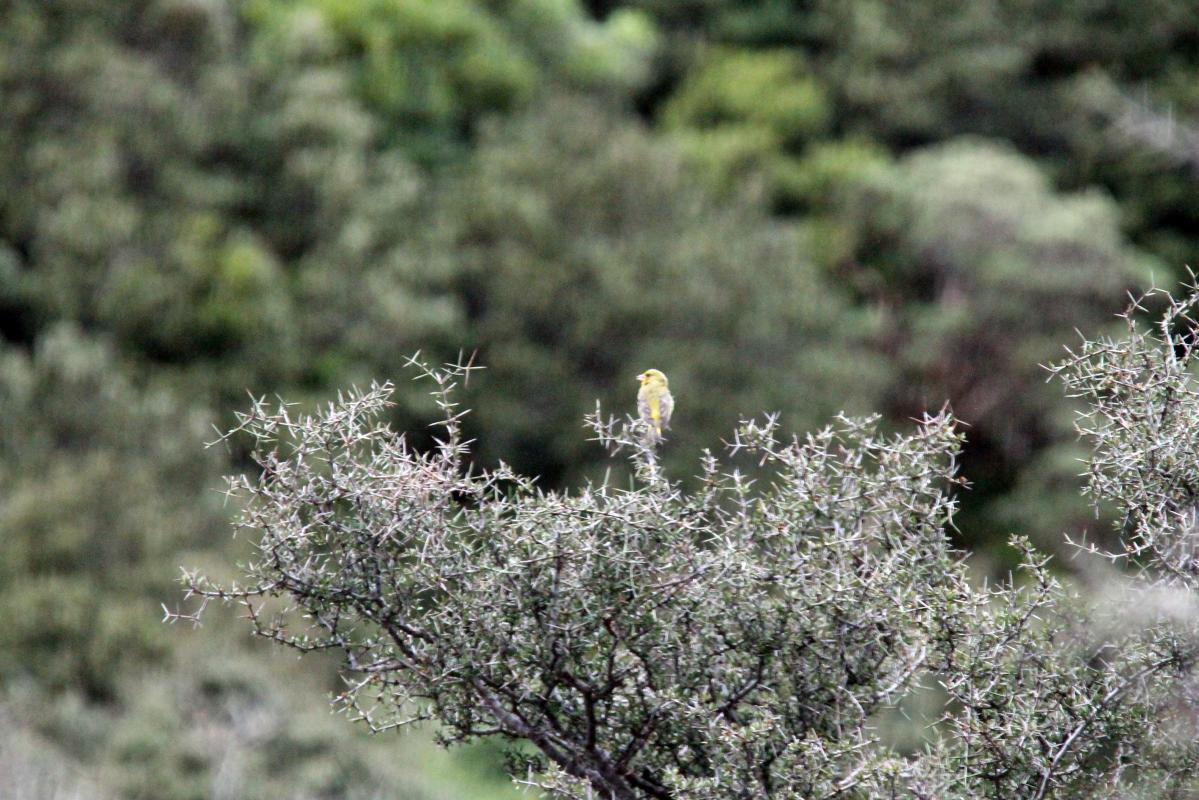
[2,0,1199,796]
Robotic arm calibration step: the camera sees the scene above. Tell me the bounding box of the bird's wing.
[659,391,674,430]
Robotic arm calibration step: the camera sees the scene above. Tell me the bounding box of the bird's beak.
[635,373,644,382]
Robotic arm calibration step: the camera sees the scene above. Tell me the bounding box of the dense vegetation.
[179,302,1199,798]
[4,0,1199,796]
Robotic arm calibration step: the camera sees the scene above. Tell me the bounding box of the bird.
[636,369,674,444]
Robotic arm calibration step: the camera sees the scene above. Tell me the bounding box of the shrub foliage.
[179,292,1199,798]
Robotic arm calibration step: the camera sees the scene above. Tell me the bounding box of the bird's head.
[636,369,668,388]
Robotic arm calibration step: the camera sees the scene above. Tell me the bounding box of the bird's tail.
[645,423,662,446]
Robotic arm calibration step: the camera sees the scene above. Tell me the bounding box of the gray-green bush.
[177,290,1199,798]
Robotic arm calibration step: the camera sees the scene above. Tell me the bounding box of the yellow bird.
[636,369,674,443]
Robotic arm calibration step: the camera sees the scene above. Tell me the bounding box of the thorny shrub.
[173,289,1199,798]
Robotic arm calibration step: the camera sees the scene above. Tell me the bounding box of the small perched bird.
[636,369,674,443]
